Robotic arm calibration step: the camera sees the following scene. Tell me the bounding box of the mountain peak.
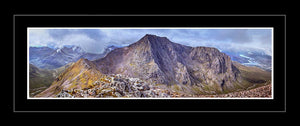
[133,34,172,47]
[73,58,99,71]
[77,58,91,65]
[143,34,169,40]
[144,34,159,37]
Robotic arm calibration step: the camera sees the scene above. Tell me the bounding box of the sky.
[28,28,272,54]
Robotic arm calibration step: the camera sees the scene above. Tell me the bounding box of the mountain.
[35,34,271,98]
[29,45,118,69]
[95,34,242,91]
[29,47,55,68]
[102,45,120,56]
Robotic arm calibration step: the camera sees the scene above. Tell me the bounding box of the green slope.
[29,63,73,97]
[229,61,271,92]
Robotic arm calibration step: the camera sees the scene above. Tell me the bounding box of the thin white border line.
[14,14,287,16]
[28,97,274,100]
[27,29,30,99]
[284,15,287,111]
[272,28,274,98]
[13,15,16,112]
[28,27,274,29]
[14,111,286,113]
[27,27,274,100]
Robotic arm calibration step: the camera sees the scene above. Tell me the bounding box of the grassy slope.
[35,59,104,97]
[226,61,271,93]
[29,63,74,97]
[233,61,271,82]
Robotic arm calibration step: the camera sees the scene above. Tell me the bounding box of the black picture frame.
[13,14,286,113]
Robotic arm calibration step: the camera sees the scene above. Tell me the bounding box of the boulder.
[137,86,144,91]
[143,85,150,90]
[135,92,141,97]
[115,92,122,97]
[101,89,112,94]
[134,83,142,87]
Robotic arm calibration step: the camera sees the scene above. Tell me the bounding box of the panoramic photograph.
[28,28,272,99]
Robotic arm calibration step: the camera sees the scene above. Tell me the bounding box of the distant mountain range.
[222,48,272,71]
[29,45,119,69]
[35,34,271,97]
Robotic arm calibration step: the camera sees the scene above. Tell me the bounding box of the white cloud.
[29,29,107,54]
[29,29,272,54]
[61,34,104,54]
[29,29,55,47]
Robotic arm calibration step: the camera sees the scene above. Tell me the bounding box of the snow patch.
[239,54,252,60]
[72,46,79,51]
[56,48,62,53]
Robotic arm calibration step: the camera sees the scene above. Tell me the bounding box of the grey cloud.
[206,29,252,43]
[29,29,272,54]
[48,29,107,41]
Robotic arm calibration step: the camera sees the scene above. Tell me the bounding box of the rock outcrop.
[55,74,171,98]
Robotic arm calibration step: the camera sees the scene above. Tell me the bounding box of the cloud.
[60,34,98,52]
[29,28,272,54]
[29,29,108,53]
[48,29,106,41]
[203,29,252,43]
[29,29,55,47]
[248,29,272,49]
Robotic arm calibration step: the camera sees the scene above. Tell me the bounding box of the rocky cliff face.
[188,47,241,90]
[95,34,241,91]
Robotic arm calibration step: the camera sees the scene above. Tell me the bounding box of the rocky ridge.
[56,74,171,98]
